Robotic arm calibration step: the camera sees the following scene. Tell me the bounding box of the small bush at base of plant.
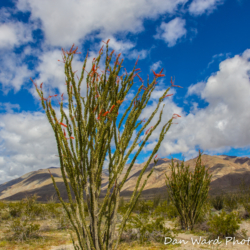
[207,209,241,238]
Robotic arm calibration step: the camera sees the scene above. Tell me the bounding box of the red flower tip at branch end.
[99,45,104,55]
[173,113,181,117]
[102,111,109,117]
[170,76,175,85]
[66,137,75,140]
[163,94,173,99]
[170,76,183,88]
[172,85,183,88]
[152,69,165,78]
[110,105,116,112]
[135,55,140,66]
[60,122,67,128]
[136,73,144,83]
[47,94,58,100]
[30,78,37,88]
[154,154,158,159]
[117,100,124,104]
[102,39,110,45]
[145,126,153,135]
[68,44,81,55]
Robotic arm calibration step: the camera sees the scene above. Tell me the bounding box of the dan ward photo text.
[164,237,250,246]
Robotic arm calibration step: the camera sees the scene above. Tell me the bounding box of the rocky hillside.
[1,154,250,201]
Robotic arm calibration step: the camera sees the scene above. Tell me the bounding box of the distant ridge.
[1,154,250,201]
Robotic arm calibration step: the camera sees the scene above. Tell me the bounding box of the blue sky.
[0,0,250,184]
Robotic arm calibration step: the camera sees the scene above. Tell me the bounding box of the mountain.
[1,154,250,201]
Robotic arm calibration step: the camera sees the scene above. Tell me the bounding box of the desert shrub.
[207,209,241,238]
[153,200,178,219]
[0,201,7,210]
[124,212,177,244]
[0,240,7,247]
[1,210,11,220]
[133,200,154,215]
[10,195,47,220]
[29,204,47,219]
[0,201,9,220]
[8,202,24,218]
[45,202,61,218]
[210,194,224,211]
[224,193,239,211]
[9,218,40,241]
[22,194,40,218]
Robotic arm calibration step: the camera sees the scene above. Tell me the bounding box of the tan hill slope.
[1,154,250,201]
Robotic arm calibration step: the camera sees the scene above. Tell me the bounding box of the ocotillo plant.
[165,150,212,230]
[31,39,182,250]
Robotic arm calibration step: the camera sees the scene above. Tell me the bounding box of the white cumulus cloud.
[154,17,187,47]
[137,49,250,161]
[15,0,188,47]
[189,0,225,16]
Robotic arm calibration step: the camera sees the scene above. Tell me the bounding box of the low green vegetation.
[0,179,250,249]
[207,209,241,238]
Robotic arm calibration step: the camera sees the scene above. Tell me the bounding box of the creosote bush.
[153,200,178,220]
[207,209,241,238]
[125,214,177,244]
[8,218,40,242]
[8,202,24,218]
[124,203,177,244]
[0,201,7,210]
